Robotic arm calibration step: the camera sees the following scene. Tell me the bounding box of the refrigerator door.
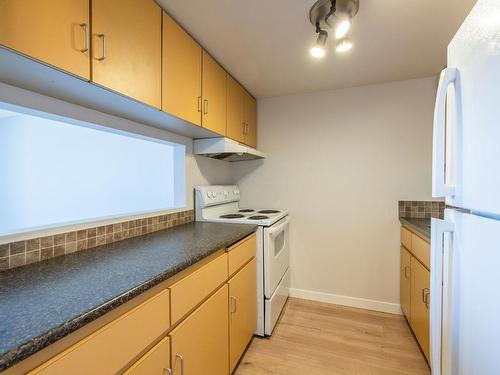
[432,0,500,213]
[431,209,500,375]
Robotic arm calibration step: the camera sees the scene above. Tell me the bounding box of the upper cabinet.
[91,0,162,109]
[0,0,90,80]
[243,92,257,148]
[202,51,227,135]
[0,2,257,143]
[162,13,202,126]
[226,75,246,143]
[227,75,258,148]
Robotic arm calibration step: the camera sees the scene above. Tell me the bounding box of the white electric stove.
[195,185,290,336]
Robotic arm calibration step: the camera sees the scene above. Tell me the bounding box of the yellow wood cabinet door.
[202,51,227,135]
[229,258,257,373]
[410,256,430,362]
[169,285,229,375]
[124,336,170,375]
[162,12,202,126]
[243,92,257,148]
[226,75,245,143]
[0,0,90,79]
[400,246,411,319]
[92,0,161,109]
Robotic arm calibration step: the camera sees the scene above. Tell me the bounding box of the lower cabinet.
[24,234,256,375]
[400,225,430,364]
[400,246,411,318]
[169,285,229,375]
[123,336,170,375]
[410,256,430,362]
[229,258,257,372]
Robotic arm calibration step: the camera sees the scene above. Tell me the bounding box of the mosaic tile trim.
[398,201,444,219]
[0,209,194,271]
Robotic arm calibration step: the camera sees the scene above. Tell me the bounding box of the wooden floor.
[234,298,430,375]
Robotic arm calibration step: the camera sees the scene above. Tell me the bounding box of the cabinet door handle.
[404,265,409,279]
[95,34,106,61]
[197,96,202,113]
[79,23,89,52]
[203,99,208,115]
[175,354,184,375]
[422,288,430,309]
[230,296,237,313]
[163,368,172,375]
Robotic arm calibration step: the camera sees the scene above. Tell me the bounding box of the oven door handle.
[268,216,289,238]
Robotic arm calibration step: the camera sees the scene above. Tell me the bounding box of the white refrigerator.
[430,0,500,374]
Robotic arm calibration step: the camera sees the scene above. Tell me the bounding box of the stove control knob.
[206,192,211,198]
[223,191,228,197]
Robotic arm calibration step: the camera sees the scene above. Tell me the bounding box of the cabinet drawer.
[30,289,170,375]
[124,336,170,375]
[170,253,228,324]
[228,233,256,277]
[411,234,430,269]
[400,226,412,250]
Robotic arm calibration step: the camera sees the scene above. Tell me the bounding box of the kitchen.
[0,0,498,374]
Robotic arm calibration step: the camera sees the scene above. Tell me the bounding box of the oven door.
[263,216,290,298]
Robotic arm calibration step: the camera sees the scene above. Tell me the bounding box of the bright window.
[0,108,185,235]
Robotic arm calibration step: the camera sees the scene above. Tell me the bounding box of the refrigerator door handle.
[432,67,459,198]
[430,218,455,375]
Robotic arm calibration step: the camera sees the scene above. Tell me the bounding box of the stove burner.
[238,209,255,213]
[220,214,245,219]
[258,210,281,214]
[248,215,269,220]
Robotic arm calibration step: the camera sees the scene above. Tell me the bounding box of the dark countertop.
[0,222,257,371]
[399,217,431,242]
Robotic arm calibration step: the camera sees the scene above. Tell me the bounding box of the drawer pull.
[164,368,172,375]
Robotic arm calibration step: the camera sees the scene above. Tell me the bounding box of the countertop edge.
[0,225,257,372]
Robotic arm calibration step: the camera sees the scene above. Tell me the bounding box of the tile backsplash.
[0,209,194,271]
[398,201,444,219]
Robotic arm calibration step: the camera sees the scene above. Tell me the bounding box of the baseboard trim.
[289,288,402,315]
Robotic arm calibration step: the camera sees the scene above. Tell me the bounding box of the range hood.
[193,137,266,162]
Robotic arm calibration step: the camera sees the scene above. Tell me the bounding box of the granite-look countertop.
[399,217,431,242]
[0,222,257,371]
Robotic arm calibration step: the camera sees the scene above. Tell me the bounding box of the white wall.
[232,77,437,312]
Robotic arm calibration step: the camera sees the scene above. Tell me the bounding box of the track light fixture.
[309,0,359,58]
[310,29,328,58]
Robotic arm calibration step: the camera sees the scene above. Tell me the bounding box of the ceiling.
[157,0,477,98]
